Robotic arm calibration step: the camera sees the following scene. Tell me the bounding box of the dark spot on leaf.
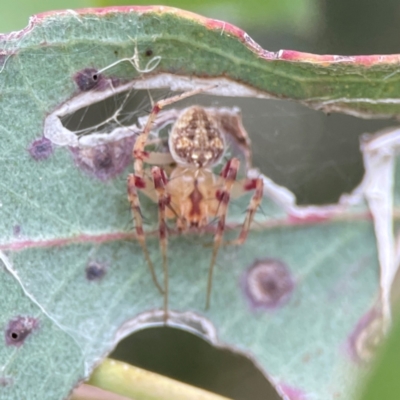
[13,225,21,237]
[69,136,134,181]
[86,261,107,281]
[145,49,153,57]
[347,307,384,363]
[74,68,102,91]
[95,151,113,170]
[242,258,294,310]
[5,316,39,347]
[28,137,53,161]
[0,376,12,387]
[114,50,118,56]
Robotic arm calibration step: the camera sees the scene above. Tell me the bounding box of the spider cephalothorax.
[127,87,263,320]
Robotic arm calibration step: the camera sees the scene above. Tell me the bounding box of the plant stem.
[87,358,232,400]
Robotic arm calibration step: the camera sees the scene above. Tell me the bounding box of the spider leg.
[206,157,240,310]
[144,152,174,165]
[127,174,164,295]
[151,166,171,322]
[133,85,217,180]
[229,177,264,245]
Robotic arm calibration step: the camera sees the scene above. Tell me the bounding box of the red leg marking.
[231,177,264,245]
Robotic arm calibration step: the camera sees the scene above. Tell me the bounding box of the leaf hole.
[61,89,165,138]
[110,326,280,400]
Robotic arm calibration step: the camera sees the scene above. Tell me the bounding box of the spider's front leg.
[127,174,164,295]
[229,175,264,245]
[151,166,171,322]
[206,158,240,309]
[206,160,264,309]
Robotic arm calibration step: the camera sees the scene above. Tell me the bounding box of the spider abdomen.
[169,106,225,168]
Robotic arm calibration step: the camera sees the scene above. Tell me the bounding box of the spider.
[127,86,263,319]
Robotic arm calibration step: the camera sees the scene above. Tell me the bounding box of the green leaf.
[358,314,400,400]
[0,6,388,400]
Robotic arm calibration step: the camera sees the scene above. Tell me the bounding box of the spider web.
[60,81,393,205]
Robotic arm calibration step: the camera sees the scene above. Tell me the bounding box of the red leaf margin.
[3,5,400,67]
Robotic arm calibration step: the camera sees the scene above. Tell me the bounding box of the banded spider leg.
[206,158,264,309]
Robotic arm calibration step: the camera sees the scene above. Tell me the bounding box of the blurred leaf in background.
[98,0,318,33]
[0,0,95,33]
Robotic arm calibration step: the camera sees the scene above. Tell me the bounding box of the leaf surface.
[0,6,389,400]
